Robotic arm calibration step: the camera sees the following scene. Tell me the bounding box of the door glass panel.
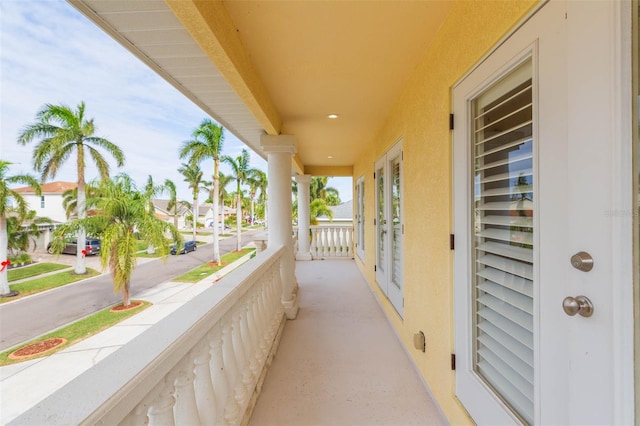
[391,155,402,290]
[471,59,534,424]
[377,167,385,273]
[356,177,365,259]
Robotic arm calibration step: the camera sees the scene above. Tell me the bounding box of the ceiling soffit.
[68,0,454,175]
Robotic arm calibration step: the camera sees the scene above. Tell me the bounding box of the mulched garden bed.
[9,338,67,359]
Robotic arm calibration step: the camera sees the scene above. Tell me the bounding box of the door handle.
[562,295,594,317]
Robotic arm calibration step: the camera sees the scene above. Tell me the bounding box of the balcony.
[2,245,444,425]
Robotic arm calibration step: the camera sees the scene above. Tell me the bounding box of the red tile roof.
[13,181,77,194]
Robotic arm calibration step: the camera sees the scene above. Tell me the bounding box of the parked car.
[47,238,101,255]
[171,240,197,255]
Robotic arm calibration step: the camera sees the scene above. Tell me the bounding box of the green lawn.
[1,268,100,303]
[172,248,255,283]
[0,301,150,365]
[8,263,69,282]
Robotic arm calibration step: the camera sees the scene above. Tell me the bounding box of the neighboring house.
[12,181,76,223]
[317,200,353,226]
[151,199,190,229]
[200,203,235,228]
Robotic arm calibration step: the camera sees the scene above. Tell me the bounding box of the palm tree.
[218,172,232,232]
[50,174,181,306]
[310,198,334,225]
[143,175,165,254]
[310,176,341,206]
[0,161,41,296]
[246,172,262,225]
[178,163,203,243]
[179,119,225,264]
[222,149,260,251]
[201,179,214,204]
[61,184,100,220]
[164,179,180,229]
[18,102,125,274]
[254,170,268,225]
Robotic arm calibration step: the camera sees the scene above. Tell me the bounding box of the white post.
[261,135,299,319]
[295,174,312,261]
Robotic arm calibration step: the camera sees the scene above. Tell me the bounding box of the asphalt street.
[0,230,263,351]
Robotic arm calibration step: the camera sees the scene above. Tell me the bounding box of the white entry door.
[453,1,634,424]
[375,141,403,315]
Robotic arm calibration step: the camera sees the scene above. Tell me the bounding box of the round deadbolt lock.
[570,251,593,272]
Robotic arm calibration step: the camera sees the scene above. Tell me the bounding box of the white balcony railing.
[309,225,354,259]
[9,246,287,426]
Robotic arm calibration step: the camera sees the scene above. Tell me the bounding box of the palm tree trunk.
[250,197,255,226]
[76,146,87,274]
[264,195,268,229]
[220,195,226,235]
[0,215,10,295]
[212,160,221,264]
[236,192,242,251]
[123,281,130,307]
[192,195,198,242]
[173,207,178,229]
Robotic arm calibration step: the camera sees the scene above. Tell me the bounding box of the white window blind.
[391,155,402,289]
[472,60,534,425]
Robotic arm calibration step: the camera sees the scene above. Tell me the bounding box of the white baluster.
[231,310,248,408]
[246,293,260,378]
[209,326,229,426]
[254,285,268,362]
[317,228,324,258]
[147,378,176,426]
[270,263,283,335]
[349,227,354,256]
[310,228,317,258]
[194,341,217,425]
[222,320,240,423]
[329,228,335,257]
[338,228,345,256]
[173,357,201,426]
[239,301,256,389]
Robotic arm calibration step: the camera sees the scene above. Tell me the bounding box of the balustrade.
[308,225,354,259]
[11,246,287,426]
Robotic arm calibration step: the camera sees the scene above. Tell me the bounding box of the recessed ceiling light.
[327,155,334,159]
[327,114,339,119]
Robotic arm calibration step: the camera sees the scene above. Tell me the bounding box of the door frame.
[375,139,404,316]
[452,0,635,424]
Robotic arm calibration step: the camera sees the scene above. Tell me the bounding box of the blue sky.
[0,0,352,203]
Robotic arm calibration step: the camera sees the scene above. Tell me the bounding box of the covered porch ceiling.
[68,0,454,176]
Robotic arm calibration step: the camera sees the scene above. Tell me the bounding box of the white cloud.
[0,0,255,201]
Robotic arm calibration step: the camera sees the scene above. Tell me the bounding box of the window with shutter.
[471,59,534,424]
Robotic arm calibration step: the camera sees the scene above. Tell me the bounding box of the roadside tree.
[222,149,260,251]
[18,102,125,274]
[179,119,225,264]
[0,161,41,296]
[50,174,181,307]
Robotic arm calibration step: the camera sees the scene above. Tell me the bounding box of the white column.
[260,134,299,319]
[295,174,312,261]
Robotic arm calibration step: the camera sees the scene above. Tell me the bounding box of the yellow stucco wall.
[352,1,538,424]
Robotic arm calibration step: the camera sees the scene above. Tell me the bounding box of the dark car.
[171,240,197,255]
[47,238,101,255]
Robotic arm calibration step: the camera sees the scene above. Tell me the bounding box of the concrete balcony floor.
[249,259,446,426]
